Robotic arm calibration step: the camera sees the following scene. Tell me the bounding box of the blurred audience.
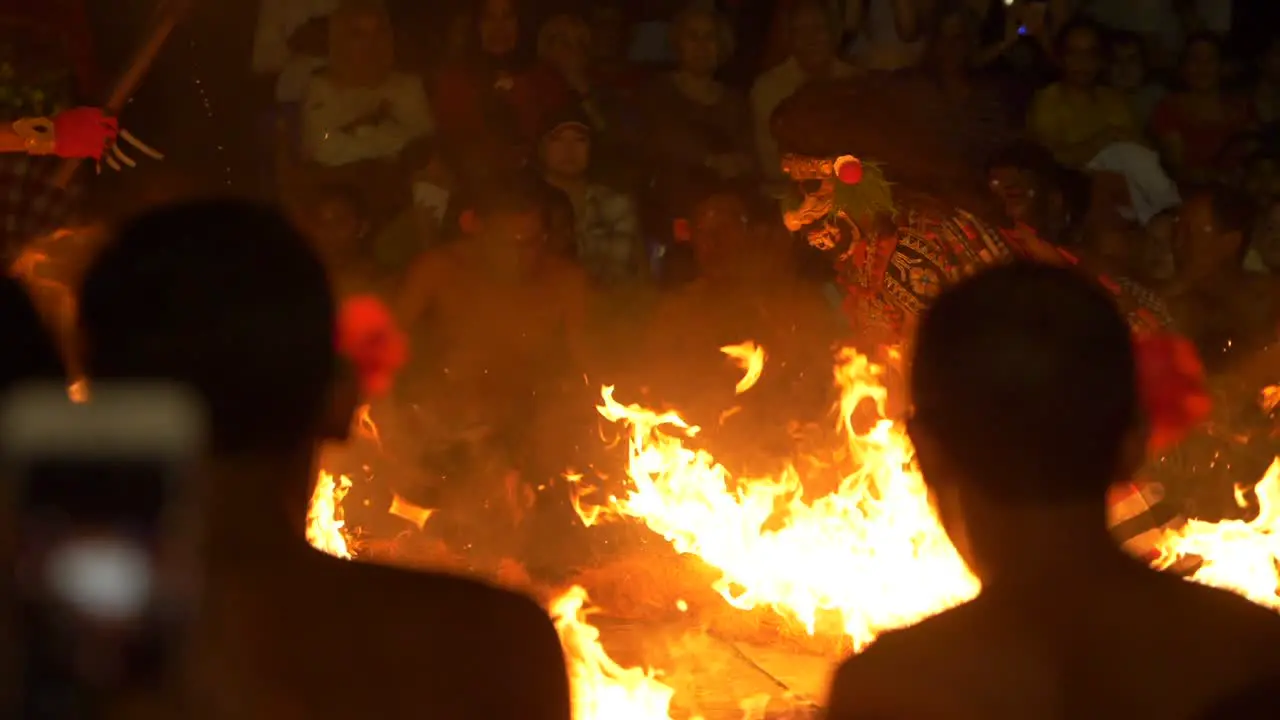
[300,0,432,168]
[0,275,65,393]
[644,3,755,225]
[1106,31,1166,130]
[751,0,857,185]
[1029,20,1180,231]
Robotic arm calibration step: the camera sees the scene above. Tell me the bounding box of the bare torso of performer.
[394,190,587,571]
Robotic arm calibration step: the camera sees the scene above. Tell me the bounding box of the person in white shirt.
[252,0,339,103]
[752,0,857,183]
[300,0,433,168]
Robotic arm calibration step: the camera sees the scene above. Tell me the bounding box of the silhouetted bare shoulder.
[291,554,571,720]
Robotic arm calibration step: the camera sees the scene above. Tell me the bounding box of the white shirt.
[252,0,339,74]
[846,0,924,71]
[751,57,858,179]
[301,73,434,167]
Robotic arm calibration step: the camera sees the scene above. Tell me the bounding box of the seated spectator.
[252,0,336,104]
[843,0,925,72]
[537,110,644,285]
[78,200,571,719]
[520,12,637,183]
[431,0,532,154]
[1255,38,1280,125]
[888,5,1022,199]
[752,1,857,185]
[1029,20,1180,228]
[1152,33,1255,186]
[1164,188,1274,369]
[294,183,389,296]
[825,262,1280,720]
[300,0,433,168]
[1107,30,1166,130]
[586,1,643,92]
[644,3,756,223]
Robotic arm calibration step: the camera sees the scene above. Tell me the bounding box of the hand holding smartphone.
[1,383,205,720]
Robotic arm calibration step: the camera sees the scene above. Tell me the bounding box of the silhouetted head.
[0,276,65,395]
[909,262,1142,508]
[79,201,347,474]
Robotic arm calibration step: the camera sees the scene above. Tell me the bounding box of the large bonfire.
[309,343,1280,720]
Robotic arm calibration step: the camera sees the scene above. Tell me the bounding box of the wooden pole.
[52,1,188,188]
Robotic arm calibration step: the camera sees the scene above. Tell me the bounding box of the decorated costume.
[771,82,1209,561]
[9,106,161,167]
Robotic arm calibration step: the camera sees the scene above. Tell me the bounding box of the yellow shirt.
[1027,82,1137,168]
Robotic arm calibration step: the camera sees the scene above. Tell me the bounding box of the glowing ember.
[1156,459,1280,610]
[306,471,354,559]
[550,586,679,720]
[576,345,979,650]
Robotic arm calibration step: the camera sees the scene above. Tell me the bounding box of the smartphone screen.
[13,458,189,719]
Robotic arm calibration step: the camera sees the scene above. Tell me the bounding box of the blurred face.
[1109,42,1145,91]
[479,0,519,57]
[1264,42,1280,84]
[309,197,364,260]
[790,5,836,76]
[1061,26,1102,88]
[930,14,972,73]
[480,209,547,274]
[690,195,749,274]
[675,13,721,77]
[542,20,590,77]
[1172,196,1241,281]
[987,165,1037,222]
[589,7,624,60]
[541,126,590,178]
[331,10,394,84]
[1245,158,1280,204]
[1182,39,1221,93]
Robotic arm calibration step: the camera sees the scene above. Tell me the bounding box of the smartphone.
[0,382,205,720]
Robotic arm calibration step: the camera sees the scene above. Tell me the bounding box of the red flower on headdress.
[1133,331,1211,453]
[336,296,408,398]
[52,107,118,160]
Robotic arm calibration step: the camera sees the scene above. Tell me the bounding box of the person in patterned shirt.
[536,107,644,285]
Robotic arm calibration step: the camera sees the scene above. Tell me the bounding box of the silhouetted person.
[825,262,1280,720]
[77,200,571,719]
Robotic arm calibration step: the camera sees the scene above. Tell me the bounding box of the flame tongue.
[578,346,980,651]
